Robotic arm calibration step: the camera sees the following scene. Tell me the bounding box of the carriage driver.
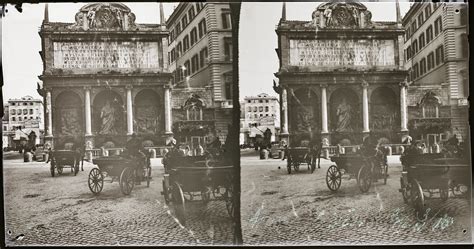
[125,133,147,184]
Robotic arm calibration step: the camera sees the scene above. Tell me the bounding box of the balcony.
[220,100,233,109]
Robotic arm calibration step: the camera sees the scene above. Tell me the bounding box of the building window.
[184,60,190,76]
[412,40,418,55]
[181,14,188,30]
[460,6,468,26]
[190,27,198,45]
[419,33,425,48]
[411,21,417,32]
[418,13,424,26]
[247,107,251,112]
[177,42,182,57]
[420,58,427,76]
[23,109,28,115]
[407,45,412,59]
[222,12,232,29]
[29,109,33,114]
[224,39,232,61]
[224,76,232,100]
[198,19,206,38]
[413,63,419,79]
[11,103,15,106]
[199,47,208,68]
[461,33,468,59]
[18,117,22,121]
[176,23,182,35]
[434,17,442,36]
[427,52,435,70]
[183,35,190,51]
[12,117,16,121]
[196,2,204,12]
[254,114,258,118]
[170,48,176,63]
[11,109,15,115]
[187,106,202,121]
[426,25,433,43]
[405,28,410,41]
[435,45,444,65]
[191,54,199,74]
[259,106,263,112]
[265,106,269,112]
[188,6,195,20]
[425,4,432,19]
[253,106,257,112]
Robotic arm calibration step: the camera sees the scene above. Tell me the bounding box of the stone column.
[280,87,289,144]
[164,85,173,135]
[281,87,289,135]
[84,87,92,136]
[45,90,53,137]
[126,85,133,135]
[321,85,328,133]
[362,81,370,133]
[400,81,408,132]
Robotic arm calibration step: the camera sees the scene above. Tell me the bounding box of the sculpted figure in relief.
[335,98,352,132]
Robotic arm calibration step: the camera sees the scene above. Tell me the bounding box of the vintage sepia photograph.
[239,1,471,245]
[2,2,239,246]
[1,0,472,247]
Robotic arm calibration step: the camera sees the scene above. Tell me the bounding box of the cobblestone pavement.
[4,153,235,246]
[241,149,472,245]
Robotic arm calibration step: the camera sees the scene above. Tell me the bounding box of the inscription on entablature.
[53,41,159,69]
[289,39,395,67]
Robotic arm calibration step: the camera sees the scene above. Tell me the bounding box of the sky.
[239,1,412,100]
[1,2,179,102]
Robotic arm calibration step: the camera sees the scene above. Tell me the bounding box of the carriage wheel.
[450,181,469,198]
[293,162,300,172]
[50,160,55,177]
[171,182,186,226]
[119,167,135,195]
[400,177,411,204]
[410,179,426,220]
[57,165,63,175]
[310,158,316,174]
[146,166,151,187]
[74,159,79,176]
[357,165,372,193]
[382,164,388,185]
[440,188,449,202]
[88,168,104,194]
[225,184,234,218]
[162,180,170,204]
[287,158,292,174]
[326,165,342,192]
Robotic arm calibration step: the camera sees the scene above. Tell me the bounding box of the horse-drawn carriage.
[49,149,83,177]
[326,153,388,193]
[399,152,470,217]
[161,153,234,225]
[88,154,151,195]
[286,147,319,174]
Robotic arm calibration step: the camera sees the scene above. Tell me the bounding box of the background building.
[3,96,44,148]
[240,93,280,145]
[275,2,408,147]
[402,2,468,148]
[38,3,172,150]
[166,3,233,150]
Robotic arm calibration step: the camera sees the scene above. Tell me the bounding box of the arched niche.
[288,87,319,145]
[54,91,83,137]
[370,87,399,131]
[329,87,359,133]
[134,90,162,135]
[93,90,124,135]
